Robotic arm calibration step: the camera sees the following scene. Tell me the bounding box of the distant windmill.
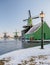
[14,30,19,39]
[23,10,39,33]
[3,32,8,39]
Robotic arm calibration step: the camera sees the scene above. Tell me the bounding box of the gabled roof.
[25,22,50,40]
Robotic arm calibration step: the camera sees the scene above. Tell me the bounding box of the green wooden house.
[24,22,50,40]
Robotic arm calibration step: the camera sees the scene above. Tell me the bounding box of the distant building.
[24,22,50,40]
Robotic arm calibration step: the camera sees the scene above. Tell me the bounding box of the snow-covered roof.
[26,23,41,34]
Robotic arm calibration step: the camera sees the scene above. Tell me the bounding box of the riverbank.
[0,44,50,65]
[24,40,50,43]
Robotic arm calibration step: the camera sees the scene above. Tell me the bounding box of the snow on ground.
[0,44,50,65]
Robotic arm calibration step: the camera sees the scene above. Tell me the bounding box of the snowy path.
[0,44,50,65]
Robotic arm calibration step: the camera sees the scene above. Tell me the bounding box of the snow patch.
[0,44,50,65]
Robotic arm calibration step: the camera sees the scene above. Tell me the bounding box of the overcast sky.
[0,0,50,35]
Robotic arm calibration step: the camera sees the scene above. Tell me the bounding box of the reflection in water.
[0,39,23,55]
[0,39,49,55]
[14,39,22,49]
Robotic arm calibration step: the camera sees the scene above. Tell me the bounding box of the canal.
[0,39,50,55]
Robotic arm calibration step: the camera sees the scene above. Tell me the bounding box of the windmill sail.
[23,10,39,26]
